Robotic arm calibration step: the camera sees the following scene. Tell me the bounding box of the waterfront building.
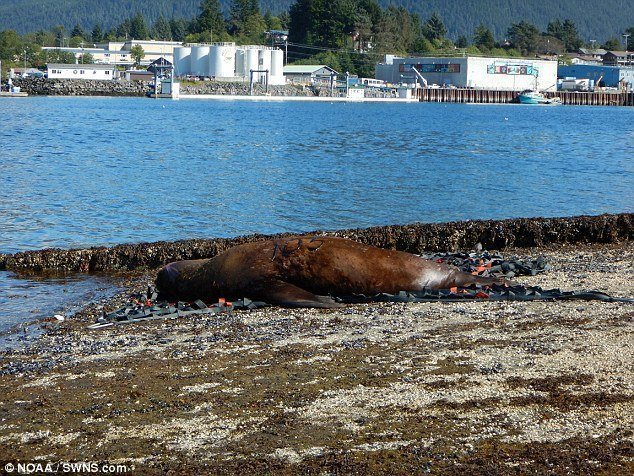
[375,55,558,91]
[46,63,116,80]
[557,64,634,90]
[282,65,338,85]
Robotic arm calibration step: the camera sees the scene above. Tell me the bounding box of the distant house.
[566,53,602,65]
[602,51,634,66]
[578,48,607,61]
[283,65,338,85]
[47,63,115,80]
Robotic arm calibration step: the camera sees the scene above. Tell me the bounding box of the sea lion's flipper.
[261,280,343,309]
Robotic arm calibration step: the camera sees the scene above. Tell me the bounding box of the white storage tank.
[259,49,272,81]
[190,45,210,76]
[270,49,283,76]
[246,48,260,77]
[235,49,246,78]
[270,49,285,85]
[210,44,236,78]
[173,47,191,76]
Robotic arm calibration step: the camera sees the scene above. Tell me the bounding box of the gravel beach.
[0,241,632,475]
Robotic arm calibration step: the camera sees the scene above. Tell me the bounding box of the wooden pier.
[415,88,634,106]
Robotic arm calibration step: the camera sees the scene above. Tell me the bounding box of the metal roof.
[283,65,335,74]
[47,63,115,70]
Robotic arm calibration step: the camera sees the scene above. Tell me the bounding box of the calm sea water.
[1,96,632,336]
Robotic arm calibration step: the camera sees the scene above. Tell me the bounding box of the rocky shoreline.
[0,240,632,474]
[2,213,632,273]
[11,77,322,98]
[10,77,397,98]
[12,77,148,96]
[1,215,633,474]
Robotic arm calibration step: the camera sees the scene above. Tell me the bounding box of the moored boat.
[518,89,561,105]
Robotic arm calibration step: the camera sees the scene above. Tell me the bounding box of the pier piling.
[415,88,632,106]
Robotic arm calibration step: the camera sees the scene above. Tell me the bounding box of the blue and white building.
[375,55,558,91]
[557,64,634,91]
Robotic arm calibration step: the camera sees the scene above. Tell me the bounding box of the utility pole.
[624,33,631,52]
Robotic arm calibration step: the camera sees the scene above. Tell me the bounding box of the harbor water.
[1,96,633,337]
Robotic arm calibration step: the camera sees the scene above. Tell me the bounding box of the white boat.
[518,90,561,105]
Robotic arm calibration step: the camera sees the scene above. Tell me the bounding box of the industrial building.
[42,40,185,67]
[375,55,558,91]
[557,64,634,91]
[173,43,286,85]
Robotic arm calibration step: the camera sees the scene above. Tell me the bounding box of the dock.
[0,91,28,97]
[416,88,634,106]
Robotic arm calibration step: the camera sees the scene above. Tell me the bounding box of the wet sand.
[0,242,632,475]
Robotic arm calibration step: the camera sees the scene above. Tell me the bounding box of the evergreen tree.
[50,25,67,47]
[263,12,282,31]
[288,0,313,45]
[456,35,468,48]
[152,15,172,40]
[116,19,132,39]
[130,12,149,39]
[507,21,540,55]
[547,19,582,51]
[91,23,103,43]
[546,19,563,39]
[230,0,260,31]
[196,0,226,38]
[289,0,356,49]
[473,24,495,50]
[277,12,290,30]
[170,18,189,41]
[230,0,267,42]
[423,13,446,41]
[71,23,86,40]
[374,5,418,54]
[561,19,582,51]
[603,38,620,50]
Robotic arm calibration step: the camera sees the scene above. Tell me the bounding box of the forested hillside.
[1,0,632,42]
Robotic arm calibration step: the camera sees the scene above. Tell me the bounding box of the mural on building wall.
[399,63,461,73]
[487,63,538,76]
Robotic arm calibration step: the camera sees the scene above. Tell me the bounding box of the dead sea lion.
[156,236,508,308]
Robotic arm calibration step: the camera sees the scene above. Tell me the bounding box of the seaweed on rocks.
[0,213,631,273]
